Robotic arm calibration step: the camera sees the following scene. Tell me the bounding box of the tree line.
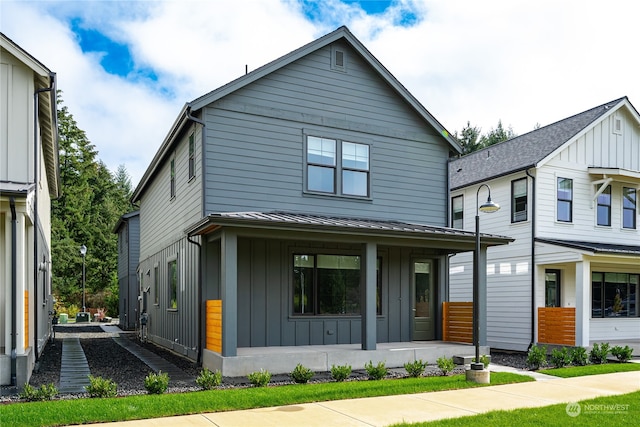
[454,120,517,155]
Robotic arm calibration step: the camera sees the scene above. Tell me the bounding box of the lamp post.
[472,184,500,371]
[80,244,87,313]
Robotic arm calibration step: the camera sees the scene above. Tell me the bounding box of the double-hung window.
[511,178,527,223]
[451,195,463,228]
[306,136,370,197]
[597,185,611,226]
[557,177,573,222]
[623,187,637,229]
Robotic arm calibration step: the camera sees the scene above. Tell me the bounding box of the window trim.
[451,195,463,228]
[331,45,346,72]
[556,177,573,223]
[591,272,639,318]
[167,256,178,311]
[153,263,159,305]
[511,177,528,223]
[545,269,561,307]
[596,185,612,226]
[188,133,195,181]
[170,158,176,200]
[622,187,637,229]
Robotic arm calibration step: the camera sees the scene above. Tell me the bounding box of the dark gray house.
[131,26,510,375]
[114,210,140,330]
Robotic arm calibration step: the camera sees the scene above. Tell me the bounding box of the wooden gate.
[538,307,575,346]
[442,302,473,343]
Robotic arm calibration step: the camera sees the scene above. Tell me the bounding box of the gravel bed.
[1,324,528,403]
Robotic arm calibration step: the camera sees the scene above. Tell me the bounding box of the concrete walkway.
[59,338,91,393]
[85,370,640,426]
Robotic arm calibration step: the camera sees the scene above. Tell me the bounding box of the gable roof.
[133,26,459,201]
[449,97,638,190]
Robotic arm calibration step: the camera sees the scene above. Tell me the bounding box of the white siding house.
[449,97,640,351]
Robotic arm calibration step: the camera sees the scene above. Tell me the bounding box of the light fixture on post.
[471,184,500,372]
[80,244,87,314]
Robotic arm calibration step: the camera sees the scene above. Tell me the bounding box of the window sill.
[303,190,372,202]
[167,308,178,313]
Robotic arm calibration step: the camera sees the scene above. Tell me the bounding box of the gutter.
[10,197,18,386]
[526,168,536,351]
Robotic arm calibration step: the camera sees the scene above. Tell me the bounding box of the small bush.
[436,356,455,376]
[570,346,589,366]
[144,371,169,394]
[364,360,387,380]
[526,344,547,370]
[86,375,117,398]
[404,359,427,378]
[19,383,58,401]
[330,364,352,382]
[195,368,222,390]
[248,369,271,387]
[610,345,633,363]
[472,354,490,369]
[589,342,610,365]
[290,364,314,384]
[550,347,572,369]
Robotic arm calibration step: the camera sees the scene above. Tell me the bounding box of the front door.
[412,260,435,340]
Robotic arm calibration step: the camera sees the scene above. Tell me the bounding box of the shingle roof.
[536,238,640,256]
[449,97,628,190]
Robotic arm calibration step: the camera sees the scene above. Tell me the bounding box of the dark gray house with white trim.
[131,26,510,375]
[114,210,140,330]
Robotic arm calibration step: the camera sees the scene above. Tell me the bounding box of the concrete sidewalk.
[87,370,640,427]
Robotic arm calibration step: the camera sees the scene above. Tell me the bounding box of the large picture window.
[511,178,527,223]
[293,254,381,316]
[596,185,611,226]
[592,272,639,318]
[451,195,463,228]
[623,187,637,229]
[557,177,573,222]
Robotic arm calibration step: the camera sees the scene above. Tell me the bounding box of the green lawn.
[541,362,640,378]
[389,390,640,427]
[1,372,531,427]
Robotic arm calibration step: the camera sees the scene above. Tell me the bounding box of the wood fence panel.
[442,302,473,343]
[206,300,222,353]
[538,307,575,346]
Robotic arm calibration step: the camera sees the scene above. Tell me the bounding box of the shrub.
[610,345,633,363]
[86,375,117,398]
[364,360,387,380]
[19,383,58,401]
[526,344,547,370]
[248,369,271,387]
[330,364,352,382]
[144,371,169,394]
[195,368,222,390]
[290,364,314,384]
[570,346,589,366]
[66,304,80,319]
[472,354,490,369]
[550,347,572,369]
[404,359,427,378]
[436,356,455,376]
[589,342,610,365]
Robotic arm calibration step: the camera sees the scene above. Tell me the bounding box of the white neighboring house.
[449,97,640,352]
[1,33,59,387]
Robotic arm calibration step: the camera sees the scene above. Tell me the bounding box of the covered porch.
[203,341,489,377]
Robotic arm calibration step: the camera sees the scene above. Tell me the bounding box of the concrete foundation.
[465,367,490,384]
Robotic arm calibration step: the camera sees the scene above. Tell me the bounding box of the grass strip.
[1,372,530,427]
[542,362,640,378]
[389,390,640,427]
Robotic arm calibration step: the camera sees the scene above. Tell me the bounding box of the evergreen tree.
[455,121,482,154]
[479,120,516,147]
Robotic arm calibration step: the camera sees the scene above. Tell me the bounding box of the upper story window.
[451,195,463,228]
[596,185,611,226]
[188,133,195,180]
[557,177,573,222]
[623,187,637,229]
[511,178,528,223]
[306,136,370,197]
[331,45,346,72]
[170,158,176,199]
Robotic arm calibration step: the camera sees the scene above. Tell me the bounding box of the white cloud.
[2,0,639,187]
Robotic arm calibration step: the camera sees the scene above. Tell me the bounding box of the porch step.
[453,355,491,365]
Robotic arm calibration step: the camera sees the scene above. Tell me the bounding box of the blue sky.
[1,0,639,185]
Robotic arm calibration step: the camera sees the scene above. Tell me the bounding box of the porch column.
[361,242,377,350]
[478,246,488,346]
[221,230,237,357]
[575,260,590,347]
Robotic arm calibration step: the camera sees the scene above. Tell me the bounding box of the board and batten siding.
[448,173,533,351]
[202,41,449,225]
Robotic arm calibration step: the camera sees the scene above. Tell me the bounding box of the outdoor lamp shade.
[479,197,500,213]
[80,244,87,256]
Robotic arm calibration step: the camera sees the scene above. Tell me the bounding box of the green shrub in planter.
[196,368,222,390]
[290,364,314,384]
[86,375,117,398]
[248,369,271,387]
[364,360,387,380]
[526,344,547,370]
[611,345,633,363]
[472,354,490,369]
[404,359,427,378]
[144,371,169,394]
[330,364,352,382]
[589,343,610,365]
[436,356,455,376]
[570,346,589,366]
[550,347,572,369]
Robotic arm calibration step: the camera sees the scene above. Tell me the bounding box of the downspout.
[186,106,206,364]
[10,197,18,386]
[33,76,55,363]
[526,168,536,351]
